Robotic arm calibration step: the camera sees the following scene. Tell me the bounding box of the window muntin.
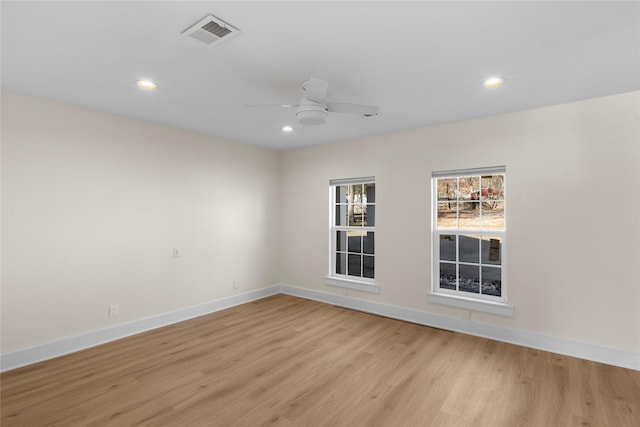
[330,180,375,282]
[433,168,505,302]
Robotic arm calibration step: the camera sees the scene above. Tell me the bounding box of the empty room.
[1,1,639,426]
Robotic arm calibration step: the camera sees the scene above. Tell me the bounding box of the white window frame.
[325,177,378,294]
[428,166,513,316]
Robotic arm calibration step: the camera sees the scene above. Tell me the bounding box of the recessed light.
[483,77,505,88]
[282,125,293,133]
[136,80,157,90]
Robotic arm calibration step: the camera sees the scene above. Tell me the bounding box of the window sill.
[427,292,514,316]
[325,277,379,294]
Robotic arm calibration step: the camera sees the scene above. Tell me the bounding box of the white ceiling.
[2,1,639,150]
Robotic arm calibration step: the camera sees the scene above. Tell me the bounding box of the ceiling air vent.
[182,14,240,46]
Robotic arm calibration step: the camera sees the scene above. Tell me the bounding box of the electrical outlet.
[172,248,180,258]
[233,280,239,290]
[108,304,119,318]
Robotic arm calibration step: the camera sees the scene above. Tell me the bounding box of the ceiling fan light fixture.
[296,106,328,126]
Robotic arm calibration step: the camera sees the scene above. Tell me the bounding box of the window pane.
[364,204,375,226]
[348,231,362,253]
[437,178,458,201]
[336,231,347,252]
[439,262,456,290]
[363,255,374,278]
[459,202,480,229]
[482,266,501,297]
[336,252,346,275]
[481,175,504,200]
[439,234,456,262]
[459,234,480,263]
[481,201,504,230]
[432,170,504,300]
[459,264,480,294]
[363,231,375,254]
[352,184,363,202]
[349,204,365,226]
[437,202,457,229]
[331,179,375,284]
[336,186,349,204]
[365,183,375,203]
[481,236,502,265]
[348,254,362,277]
[460,176,480,199]
[335,204,348,226]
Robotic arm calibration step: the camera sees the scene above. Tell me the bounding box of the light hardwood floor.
[2,294,639,426]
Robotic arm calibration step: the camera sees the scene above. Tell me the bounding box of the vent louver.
[182,14,239,46]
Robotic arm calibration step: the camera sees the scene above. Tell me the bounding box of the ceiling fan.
[247,77,380,126]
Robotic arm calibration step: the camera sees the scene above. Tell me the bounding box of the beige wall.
[2,90,639,357]
[1,92,280,352]
[279,91,640,353]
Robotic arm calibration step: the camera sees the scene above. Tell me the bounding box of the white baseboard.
[278,284,640,371]
[1,287,280,372]
[3,284,638,372]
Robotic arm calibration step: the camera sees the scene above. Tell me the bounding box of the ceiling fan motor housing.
[296,104,328,126]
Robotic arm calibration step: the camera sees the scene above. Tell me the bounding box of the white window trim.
[324,276,380,294]
[326,177,377,293]
[427,291,513,316]
[430,166,512,316]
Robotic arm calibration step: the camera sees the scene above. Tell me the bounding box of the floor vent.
[182,14,240,46]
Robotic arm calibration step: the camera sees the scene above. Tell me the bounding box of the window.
[325,177,377,293]
[430,166,512,315]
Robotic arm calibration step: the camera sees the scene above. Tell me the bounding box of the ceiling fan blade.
[326,102,379,116]
[244,104,298,108]
[303,77,329,103]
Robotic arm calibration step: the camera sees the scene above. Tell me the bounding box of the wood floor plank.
[2,294,639,426]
